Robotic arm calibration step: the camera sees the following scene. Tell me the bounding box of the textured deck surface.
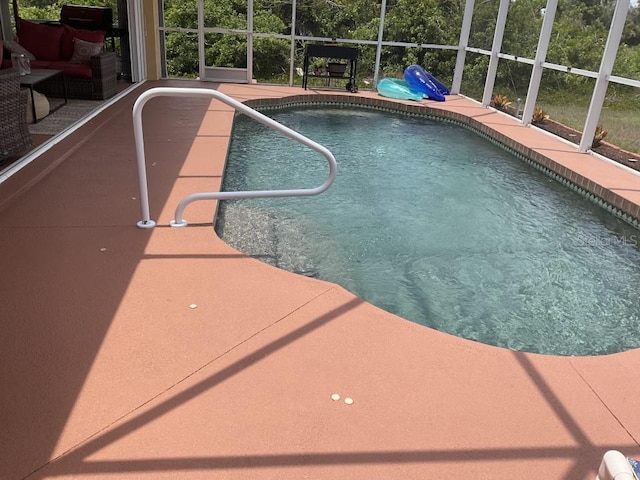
[1,80,639,480]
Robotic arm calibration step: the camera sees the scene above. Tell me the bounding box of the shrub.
[592,125,608,148]
[491,94,512,110]
[532,107,549,125]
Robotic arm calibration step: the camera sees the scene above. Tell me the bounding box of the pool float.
[405,64,450,97]
[425,70,450,96]
[404,64,447,101]
[377,78,424,101]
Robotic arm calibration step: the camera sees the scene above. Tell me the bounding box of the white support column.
[288,0,297,86]
[451,0,475,95]
[247,0,254,83]
[373,0,388,87]
[481,0,510,107]
[128,0,147,82]
[0,0,13,40]
[521,0,557,125]
[197,0,205,80]
[579,0,630,152]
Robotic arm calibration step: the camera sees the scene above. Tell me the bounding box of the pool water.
[215,107,640,356]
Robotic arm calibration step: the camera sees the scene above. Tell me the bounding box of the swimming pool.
[215,106,640,356]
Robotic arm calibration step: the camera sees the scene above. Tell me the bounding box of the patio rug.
[28,99,104,136]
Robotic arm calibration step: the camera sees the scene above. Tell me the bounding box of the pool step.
[216,202,317,276]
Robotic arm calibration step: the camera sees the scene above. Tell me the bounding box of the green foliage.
[165,32,199,78]
[15,0,639,92]
[468,0,499,50]
[156,0,640,88]
[381,0,461,78]
[289,0,379,40]
[612,44,640,80]
[502,0,544,58]
[162,0,288,78]
[17,3,59,20]
[16,0,118,22]
[252,10,289,77]
[459,53,489,99]
[162,0,197,29]
[623,7,640,46]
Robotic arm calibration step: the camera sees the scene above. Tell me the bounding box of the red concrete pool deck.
[1,80,639,480]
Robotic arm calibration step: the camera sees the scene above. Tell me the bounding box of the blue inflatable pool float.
[427,72,450,96]
[377,78,424,101]
[404,65,447,102]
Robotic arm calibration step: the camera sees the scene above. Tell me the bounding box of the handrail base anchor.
[137,219,157,229]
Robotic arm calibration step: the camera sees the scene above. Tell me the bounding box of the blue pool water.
[215,107,640,356]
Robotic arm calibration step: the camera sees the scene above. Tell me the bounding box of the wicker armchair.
[35,51,118,101]
[0,69,33,163]
[69,51,118,100]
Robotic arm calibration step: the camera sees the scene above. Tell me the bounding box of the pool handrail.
[132,87,337,228]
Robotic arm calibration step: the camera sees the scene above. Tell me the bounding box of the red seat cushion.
[60,24,105,61]
[48,60,93,78]
[30,60,53,69]
[1,59,45,69]
[18,19,64,61]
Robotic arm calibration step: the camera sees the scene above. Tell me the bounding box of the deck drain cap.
[330,393,340,401]
[344,397,354,405]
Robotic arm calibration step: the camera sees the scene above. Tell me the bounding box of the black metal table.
[303,44,358,92]
[19,69,67,124]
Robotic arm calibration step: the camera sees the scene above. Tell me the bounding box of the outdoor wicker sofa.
[1,18,118,101]
[0,69,33,163]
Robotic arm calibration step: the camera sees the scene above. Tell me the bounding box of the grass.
[537,99,640,154]
[536,87,640,154]
[597,109,640,154]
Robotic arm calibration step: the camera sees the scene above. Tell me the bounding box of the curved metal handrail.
[132,87,337,228]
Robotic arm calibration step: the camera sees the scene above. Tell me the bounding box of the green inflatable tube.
[377,78,424,102]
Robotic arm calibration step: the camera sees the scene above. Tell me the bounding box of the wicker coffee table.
[19,69,67,124]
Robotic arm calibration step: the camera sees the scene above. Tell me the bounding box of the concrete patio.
[1,80,639,480]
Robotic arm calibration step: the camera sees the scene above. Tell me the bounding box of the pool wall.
[241,93,640,230]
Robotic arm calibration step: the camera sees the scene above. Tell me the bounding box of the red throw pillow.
[18,19,63,61]
[60,24,106,61]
